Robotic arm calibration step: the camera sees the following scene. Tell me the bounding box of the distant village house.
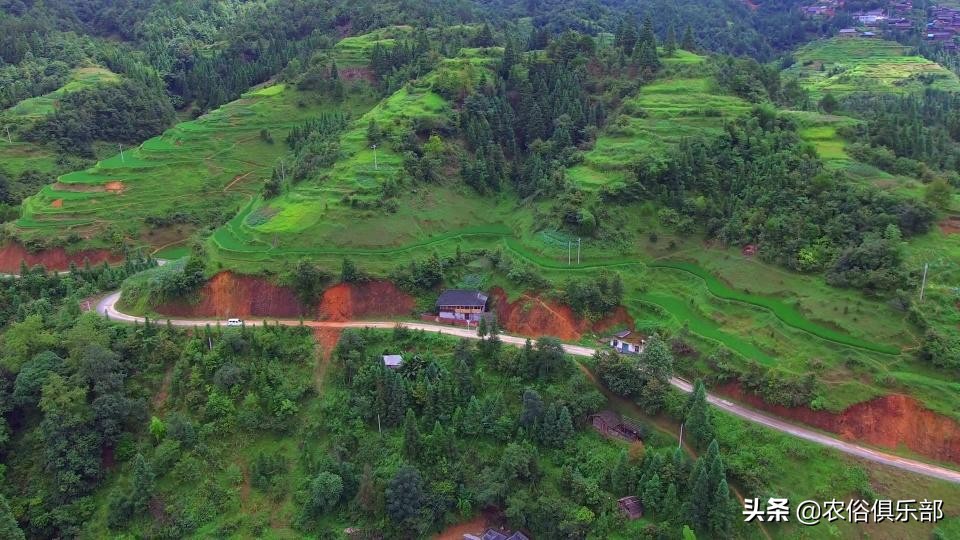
[464,528,530,540]
[618,496,644,520]
[436,289,489,322]
[383,354,403,369]
[609,329,645,355]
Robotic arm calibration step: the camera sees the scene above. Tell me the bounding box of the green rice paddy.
[568,53,753,190]
[14,81,376,246]
[786,37,960,98]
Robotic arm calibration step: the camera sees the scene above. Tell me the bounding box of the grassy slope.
[210,47,506,259]
[568,50,753,190]
[0,67,121,177]
[4,66,120,119]
[14,82,374,248]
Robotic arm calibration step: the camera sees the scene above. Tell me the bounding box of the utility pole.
[678,422,684,449]
[577,238,581,265]
[377,413,383,437]
[568,241,571,265]
[119,144,124,163]
[919,262,929,301]
[280,159,285,183]
[4,125,11,144]
[371,144,378,170]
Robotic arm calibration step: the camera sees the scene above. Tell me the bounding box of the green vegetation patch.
[3,66,120,119]
[569,61,752,190]
[786,38,960,98]
[14,79,374,248]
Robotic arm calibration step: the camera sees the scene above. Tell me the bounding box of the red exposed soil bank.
[158,272,303,319]
[0,243,122,273]
[317,280,415,321]
[939,216,960,235]
[490,288,633,341]
[157,273,415,321]
[718,383,960,465]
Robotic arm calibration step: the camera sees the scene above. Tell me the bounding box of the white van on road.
[226,318,243,327]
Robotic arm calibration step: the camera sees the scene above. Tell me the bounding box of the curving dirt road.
[95,291,960,485]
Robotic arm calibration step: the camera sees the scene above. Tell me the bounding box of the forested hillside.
[4,0,960,539]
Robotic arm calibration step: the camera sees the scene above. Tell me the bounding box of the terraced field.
[786,37,960,98]
[14,82,373,247]
[210,48,501,257]
[332,25,413,67]
[568,51,753,189]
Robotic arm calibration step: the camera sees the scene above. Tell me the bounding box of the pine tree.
[684,380,714,450]
[610,450,634,494]
[501,37,518,76]
[129,453,155,512]
[555,405,574,446]
[453,358,474,401]
[429,420,449,459]
[709,477,734,537]
[687,458,710,529]
[538,403,558,446]
[0,494,24,540]
[681,25,696,52]
[519,389,544,430]
[354,464,376,512]
[366,118,382,144]
[665,26,678,56]
[463,396,484,436]
[641,472,663,514]
[616,20,639,55]
[706,440,725,494]
[475,23,495,47]
[639,17,658,51]
[636,42,660,73]
[402,408,420,458]
[662,482,681,525]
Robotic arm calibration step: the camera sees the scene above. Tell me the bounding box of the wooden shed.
[590,410,643,442]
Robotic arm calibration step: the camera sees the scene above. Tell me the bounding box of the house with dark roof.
[618,496,644,519]
[436,289,489,322]
[610,329,645,354]
[464,529,530,540]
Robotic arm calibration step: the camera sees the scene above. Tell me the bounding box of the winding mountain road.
[95,291,960,485]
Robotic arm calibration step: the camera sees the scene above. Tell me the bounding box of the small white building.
[610,330,646,355]
[383,354,404,369]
